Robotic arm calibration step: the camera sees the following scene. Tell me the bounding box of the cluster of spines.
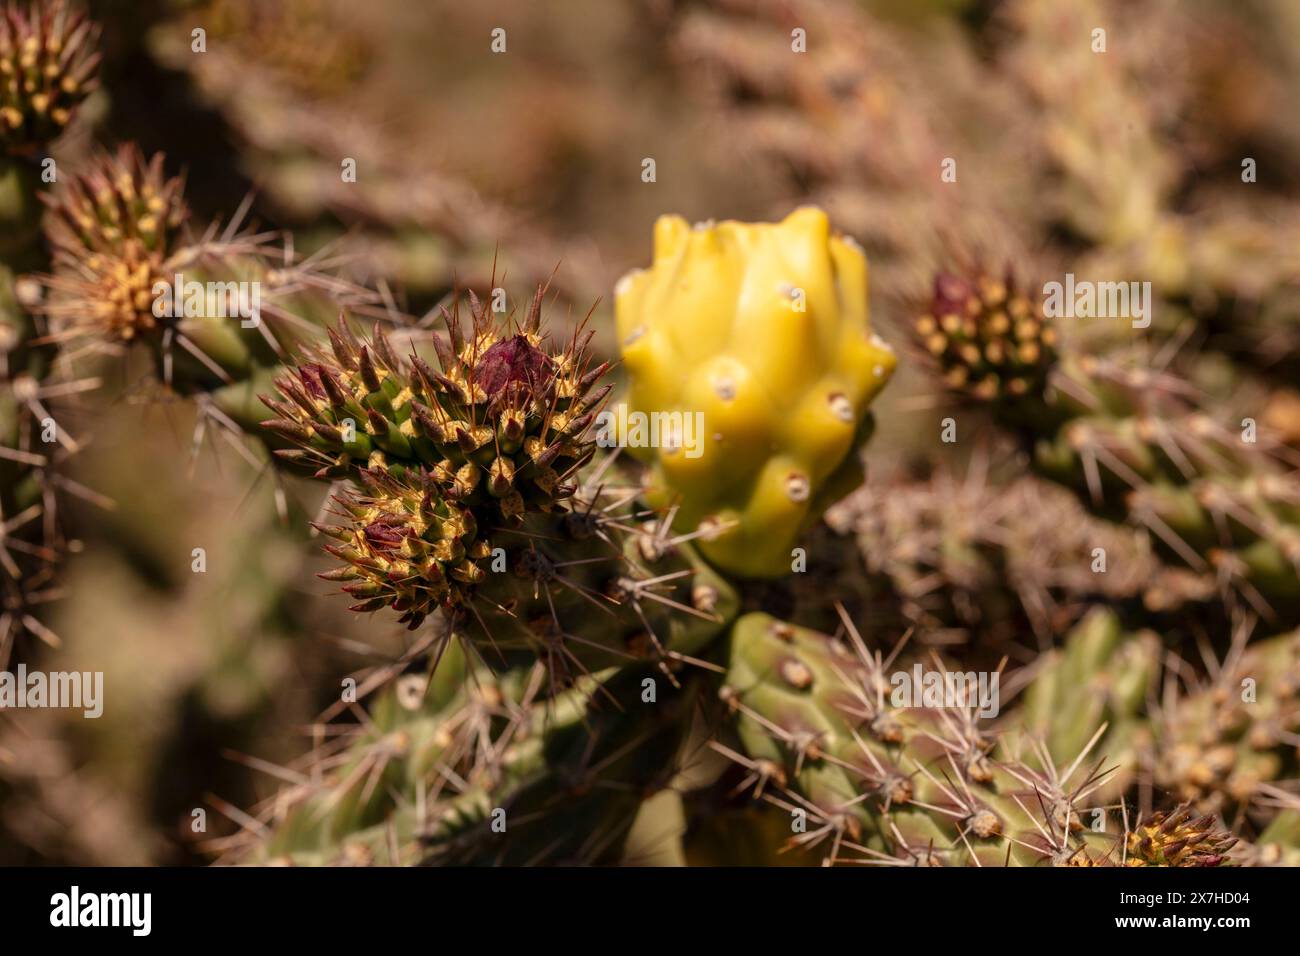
[263,289,609,524]
[0,0,99,153]
[41,146,188,343]
[1122,805,1239,867]
[315,467,491,629]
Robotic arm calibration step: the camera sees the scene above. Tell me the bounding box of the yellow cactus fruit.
[614,207,896,578]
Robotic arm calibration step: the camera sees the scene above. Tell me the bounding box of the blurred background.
[2,0,1298,864]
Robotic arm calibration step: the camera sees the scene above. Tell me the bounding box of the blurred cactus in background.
[1,0,103,665]
[2,0,1299,872]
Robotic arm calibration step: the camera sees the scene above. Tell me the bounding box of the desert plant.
[15,0,1300,871]
[0,0,102,662]
[912,264,1300,630]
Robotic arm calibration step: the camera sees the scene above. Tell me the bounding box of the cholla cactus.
[915,262,1300,626]
[718,611,1140,865]
[263,300,736,683]
[1149,626,1300,821]
[42,146,188,344]
[616,208,896,578]
[262,289,606,504]
[825,467,1203,643]
[236,657,708,866]
[0,0,100,154]
[1123,805,1239,867]
[39,145,381,422]
[16,0,1296,872]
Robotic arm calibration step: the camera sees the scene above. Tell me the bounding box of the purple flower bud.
[474,335,556,400]
[363,515,411,554]
[932,272,973,317]
[299,363,329,400]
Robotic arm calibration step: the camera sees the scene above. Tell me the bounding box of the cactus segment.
[241,660,704,866]
[720,612,1134,865]
[1150,626,1300,820]
[1006,608,1160,803]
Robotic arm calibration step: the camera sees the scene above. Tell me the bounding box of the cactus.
[0,0,101,661]
[718,611,1138,865]
[38,145,382,435]
[825,468,1208,643]
[227,446,740,860]
[1006,608,1160,805]
[13,0,1300,872]
[914,264,1300,627]
[1148,625,1300,824]
[615,208,896,579]
[1120,805,1240,867]
[260,294,737,676]
[233,652,709,866]
[38,144,380,376]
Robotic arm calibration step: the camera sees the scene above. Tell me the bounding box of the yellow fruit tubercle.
[614,207,896,578]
